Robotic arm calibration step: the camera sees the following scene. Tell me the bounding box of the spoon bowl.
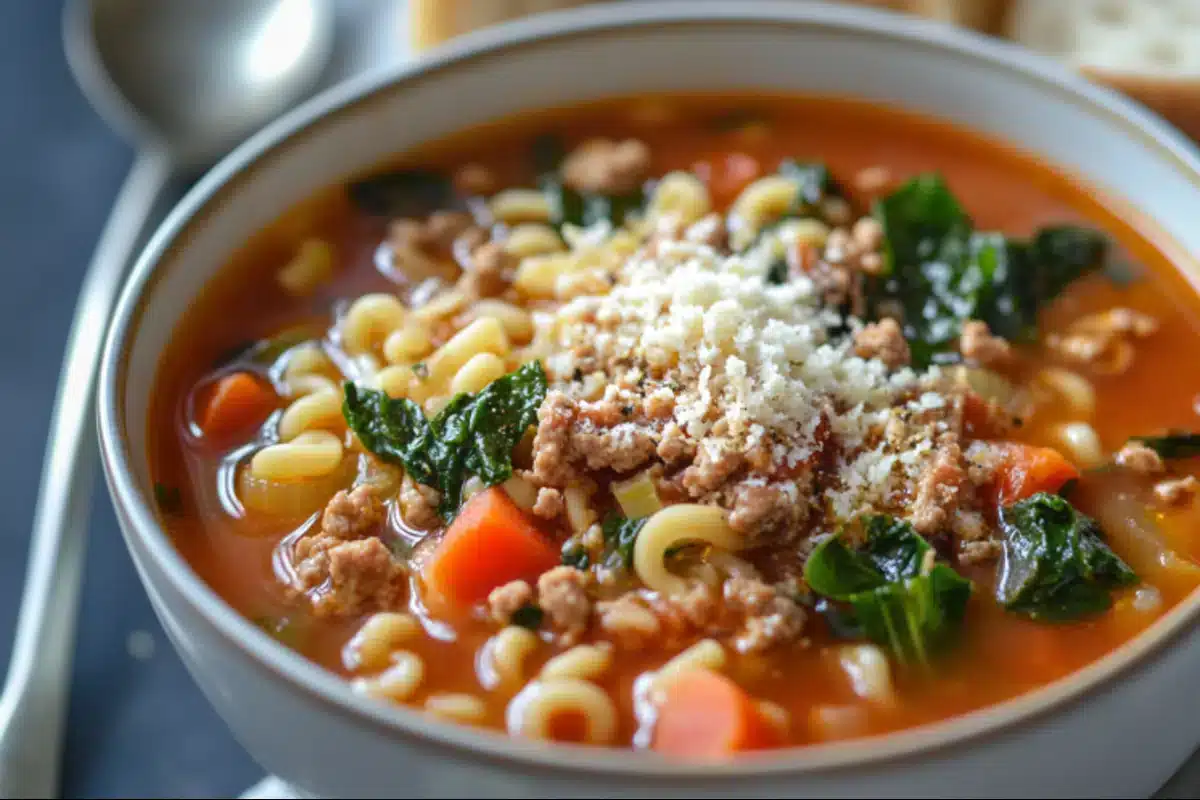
[65,0,334,167]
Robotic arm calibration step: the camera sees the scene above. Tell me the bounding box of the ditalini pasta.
[154,95,1200,757]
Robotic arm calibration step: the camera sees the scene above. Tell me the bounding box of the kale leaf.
[867,175,1109,367]
[804,515,972,667]
[996,492,1137,621]
[1130,431,1200,460]
[346,169,458,217]
[343,361,547,520]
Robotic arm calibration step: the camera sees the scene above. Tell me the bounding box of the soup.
[150,95,1200,756]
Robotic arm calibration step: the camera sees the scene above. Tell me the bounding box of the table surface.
[1,1,1197,797]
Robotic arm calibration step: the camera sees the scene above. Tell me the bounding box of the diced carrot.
[424,487,560,605]
[696,151,762,207]
[652,669,781,759]
[197,372,277,439]
[989,442,1081,507]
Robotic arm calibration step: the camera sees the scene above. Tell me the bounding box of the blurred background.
[0,0,1195,796]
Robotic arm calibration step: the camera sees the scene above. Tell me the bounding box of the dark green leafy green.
[153,482,183,516]
[996,493,1137,621]
[528,133,646,229]
[343,361,548,520]
[510,603,544,630]
[803,516,972,667]
[866,175,1110,367]
[347,169,457,217]
[602,513,649,570]
[561,539,590,570]
[1130,431,1200,460]
[541,175,644,229]
[765,259,789,286]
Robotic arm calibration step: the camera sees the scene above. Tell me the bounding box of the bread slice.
[1009,0,1200,139]
[409,0,1011,53]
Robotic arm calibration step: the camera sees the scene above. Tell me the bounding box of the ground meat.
[532,487,564,519]
[959,539,1002,565]
[321,486,385,540]
[1115,442,1165,475]
[959,320,1013,367]
[853,165,892,194]
[532,391,578,488]
[289,487,408,618]
[824,223,884,276]
[911,439,967,535]
[462,241,512,298]
[722,577,807,654]
[681,446,744,497]
[854,318,910,369]
[399,475,441,531]
[727,480,808,542]
[951,510,988,542]
[319,538,407,617]
[561,137,651,195]
[391,211,474,253]
[1155,476,1199,506]
[453,162,497,196]
[657,423,696,464]
[572,426,658,474]
[486,580,534,626]
[595,593,663,650]
[537,567,592,647]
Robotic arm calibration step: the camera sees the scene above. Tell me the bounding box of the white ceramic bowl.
[97,2,1200,797]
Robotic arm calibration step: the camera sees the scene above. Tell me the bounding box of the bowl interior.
[102,0,1200,778]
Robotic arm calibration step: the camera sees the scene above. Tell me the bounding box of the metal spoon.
[0,2,333,796]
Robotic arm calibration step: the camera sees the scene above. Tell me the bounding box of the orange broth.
[148,95,1200,748]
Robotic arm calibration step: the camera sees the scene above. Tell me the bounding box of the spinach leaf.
[602,513,649,570]
[343,361,548,520]
[804,515,972,667]
[849,564,973,668]
[531,133,567,176]
[765,259,789,286]
[997,492,1137,621]
[153,482,183,516]
[510,603,544,630]
[347,169,457,217]
[1131,431,1200,460]
[866,175,1109,367]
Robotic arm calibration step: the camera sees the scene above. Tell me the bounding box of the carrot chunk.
[990,442,1080,506]
[652,669,781,759]
[424,487,560,605]
[197,372,277,439]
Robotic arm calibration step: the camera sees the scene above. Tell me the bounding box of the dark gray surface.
[0,2,260,797]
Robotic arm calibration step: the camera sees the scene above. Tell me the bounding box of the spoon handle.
[0,150,173,800]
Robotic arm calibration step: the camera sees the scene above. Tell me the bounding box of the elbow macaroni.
[505,679,618,745]
[340,294,407,356]
[250,430,343,480]
[633,504,742,596]
[277,388,344,442]
[645,171,711,226]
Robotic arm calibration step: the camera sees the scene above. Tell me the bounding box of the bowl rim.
[97,0,1200,780]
